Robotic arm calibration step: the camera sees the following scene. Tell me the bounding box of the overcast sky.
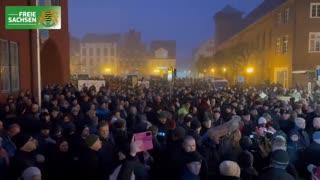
[69,0,263,69]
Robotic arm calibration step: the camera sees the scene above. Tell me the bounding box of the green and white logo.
[5,6,61,30]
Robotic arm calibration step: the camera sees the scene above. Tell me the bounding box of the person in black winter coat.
[80,134,104,180]
[304,131,320,166]
[180,151,203,180]
[259,150,294,180]
[9,133,40,180]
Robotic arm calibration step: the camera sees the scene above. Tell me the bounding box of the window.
[309,32,320,53]
[89,58,94,66]
[96,48,100,56]
[276,38,281,54]
[282,35,289,54]
[310,3,320,18]
[0,39,20,93]
[104,48,108,56]
[277,12,282,24]
[110,47,114,56]
[284,8,290,24]
[89,48,93,56]
[82,48,87,56]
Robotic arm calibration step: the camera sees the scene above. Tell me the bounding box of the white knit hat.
[22,167,41,180]
[258,117,267,125]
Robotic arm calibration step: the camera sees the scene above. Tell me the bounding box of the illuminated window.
[276,38,281,54]
[311,3,320,18]
[309,32,320,53]
[282,35,289,54]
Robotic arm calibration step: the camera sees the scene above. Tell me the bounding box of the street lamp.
[246,67,254,74]
[211,68,215,73]
[223,68,227,73]
[105,68,111,73]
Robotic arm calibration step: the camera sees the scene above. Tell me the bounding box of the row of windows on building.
[274,32,320,55]
[0,39,20,93]
[81,47,116,57]
[276,3,320,25]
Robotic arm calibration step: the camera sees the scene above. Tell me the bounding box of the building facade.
[0,0,69,101]
[148,40,176,77]
[193,39,215,77]
[80,34,120,77]
[213,0,320,88]
[119,30,147,76]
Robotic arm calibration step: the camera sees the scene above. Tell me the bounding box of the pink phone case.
[133,131,153,152]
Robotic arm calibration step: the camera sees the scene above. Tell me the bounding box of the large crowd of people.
[0,78,320,180]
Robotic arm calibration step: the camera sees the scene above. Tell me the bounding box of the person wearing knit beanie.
[85,134,102,151]
[259,150,294,180]
[219,160,241,179]
[180,151,203,179]
[12,133,37,152]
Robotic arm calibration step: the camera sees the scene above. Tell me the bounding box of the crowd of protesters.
[0,78,320,180]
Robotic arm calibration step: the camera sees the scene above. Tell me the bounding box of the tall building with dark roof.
[214,5,244,46]
[119,30,147,75]
[212,0,320,88]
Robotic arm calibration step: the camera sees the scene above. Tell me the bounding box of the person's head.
[282,110,291,120]
[51,108,60,118]
[85,134,102,151]
[240,136,253,150]
[184,114,193,127]
[183,136,196,152]
[22,167,41,180]
[31,104,39,113]
[172,127,186,141]
[40,125,50,137]
[272,136,287,151]
[190,120,201,134]
[314,117,320,130]
[219,161,241,178]
[71,106,80,116]
[238,150,254,168]
[258,117,267,127]
[270,150,289,169]
[295,117,306,129]
[202,119,212,129]
[185,151,202,176]
[242,111,251,122]
[81,126,90,138]
[158,113,167,125]
[12,134,37,152]
[313,131,320,144]
[213,111,221,119]
[98,121,110,140]
[7,123,21,137]
[58,140,69,152]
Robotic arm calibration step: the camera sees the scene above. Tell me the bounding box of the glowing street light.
[105,68,111,73]
[223,68,227,72]
[211,68,215,73]
[153,69,160,73]
[246,67,254,74]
